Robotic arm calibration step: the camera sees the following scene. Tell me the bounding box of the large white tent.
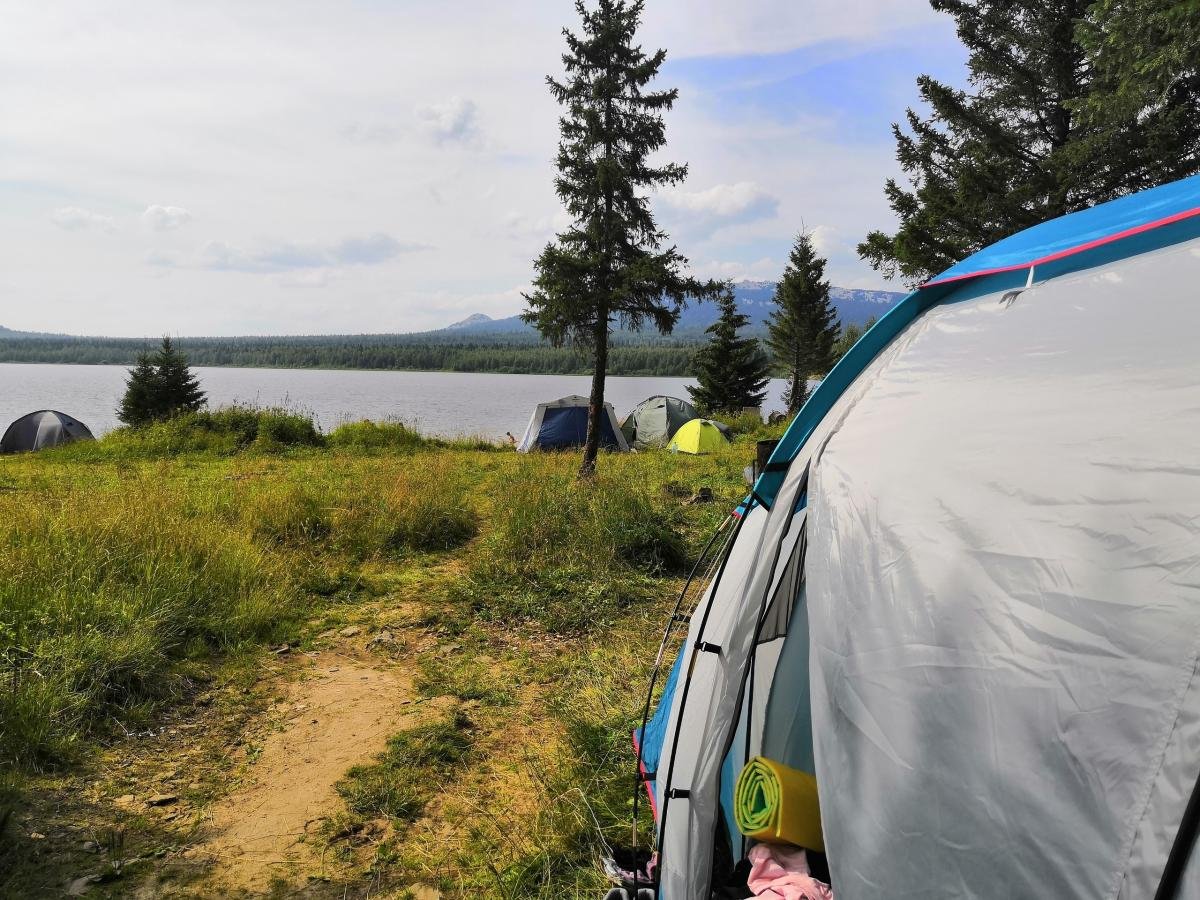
[634,174,1200,899]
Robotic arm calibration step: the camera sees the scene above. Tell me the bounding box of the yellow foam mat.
[733,756,824,851]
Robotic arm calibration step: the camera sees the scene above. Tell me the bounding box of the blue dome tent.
[517,394,629,453]
[634,174,1200,900]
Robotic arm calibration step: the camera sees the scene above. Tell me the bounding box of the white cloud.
[501,209,572,242]
[50,206,116,232]
[643,0,943,57]
[277,268,338,289]
[660,182,779,236]
[696,257,780,282]
[334,233,415,265]
[808,224,842,256]
[145,250,178,267]
[341,122,400,145]
[188,233,427,273]
[142,204,193,231]
[415,97,481,147]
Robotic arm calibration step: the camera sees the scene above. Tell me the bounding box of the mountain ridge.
[429,280,904,336]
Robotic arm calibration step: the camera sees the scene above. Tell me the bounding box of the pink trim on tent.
[631,729,659,821]
[921,206,1200,289]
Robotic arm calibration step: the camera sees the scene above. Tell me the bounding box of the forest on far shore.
[0,331,705,377]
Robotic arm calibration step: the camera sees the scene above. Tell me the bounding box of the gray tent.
[0,410,95,453]
[637,174,1200,899]
[621,396,701,449]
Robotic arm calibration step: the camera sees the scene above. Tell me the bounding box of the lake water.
[0,363,799,439]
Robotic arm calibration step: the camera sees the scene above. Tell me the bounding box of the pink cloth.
[747,844,834,900]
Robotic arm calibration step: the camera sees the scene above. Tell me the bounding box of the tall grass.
[456,457,687,632]
[327,420,428,451]
[0,420,767,767]
[327,420,502,454]
[233,455,480,559]
[0,487,295,768]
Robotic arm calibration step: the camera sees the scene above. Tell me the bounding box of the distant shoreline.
[0,333,706,378]
[0,359,710,379]
[0,358,702,378]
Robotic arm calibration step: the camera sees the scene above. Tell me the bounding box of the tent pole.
[653,503,753,888]
[1155,764,1200,900]
[629,511,737,878]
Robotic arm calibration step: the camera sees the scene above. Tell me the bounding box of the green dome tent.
[0,410,95,453]
[621,396,698,449]
[634,174,1200,900]
[622,396,730,449]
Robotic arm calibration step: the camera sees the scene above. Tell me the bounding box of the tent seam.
[1111,638,1200,899]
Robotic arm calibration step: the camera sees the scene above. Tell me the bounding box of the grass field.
[0,409,780,897]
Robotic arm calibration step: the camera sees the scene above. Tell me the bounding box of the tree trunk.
[789,348,804,414]
[579,312,609,478]
[581,77,615,480]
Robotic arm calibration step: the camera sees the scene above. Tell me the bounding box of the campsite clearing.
[0,421,775,897]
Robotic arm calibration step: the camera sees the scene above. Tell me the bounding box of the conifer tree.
[154,336,205,415]
[1075,0,1200,183]
[117,352,160,426]
[858,0,1200,286]
[831,317,875,364]
[688,284,770,415]
[523,0,716,476]
[117,337,206,426]
[768,234,839,415]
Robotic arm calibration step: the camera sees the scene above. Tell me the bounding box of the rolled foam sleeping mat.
[734,756,824,851]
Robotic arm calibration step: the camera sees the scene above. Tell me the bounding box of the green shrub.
[721,409,788,443]
[327,420,427,451]
[56,405,324,459]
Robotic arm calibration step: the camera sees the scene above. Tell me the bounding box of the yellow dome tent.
[667,418,729,454]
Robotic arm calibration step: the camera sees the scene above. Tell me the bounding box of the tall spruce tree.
[154,336,205,415]
[688,284,770,415]
[858,0,1200,286]
[117,337,206,426]
[524,0,716,476]
[768,234,840,415]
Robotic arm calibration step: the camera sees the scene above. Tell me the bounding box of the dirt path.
[188,651,419,894]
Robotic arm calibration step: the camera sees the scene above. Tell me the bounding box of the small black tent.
[0,410,95,453]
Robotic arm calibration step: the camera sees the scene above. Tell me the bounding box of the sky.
[0,1,964,336]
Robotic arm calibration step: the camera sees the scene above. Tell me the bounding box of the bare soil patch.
[188,651,418,893]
